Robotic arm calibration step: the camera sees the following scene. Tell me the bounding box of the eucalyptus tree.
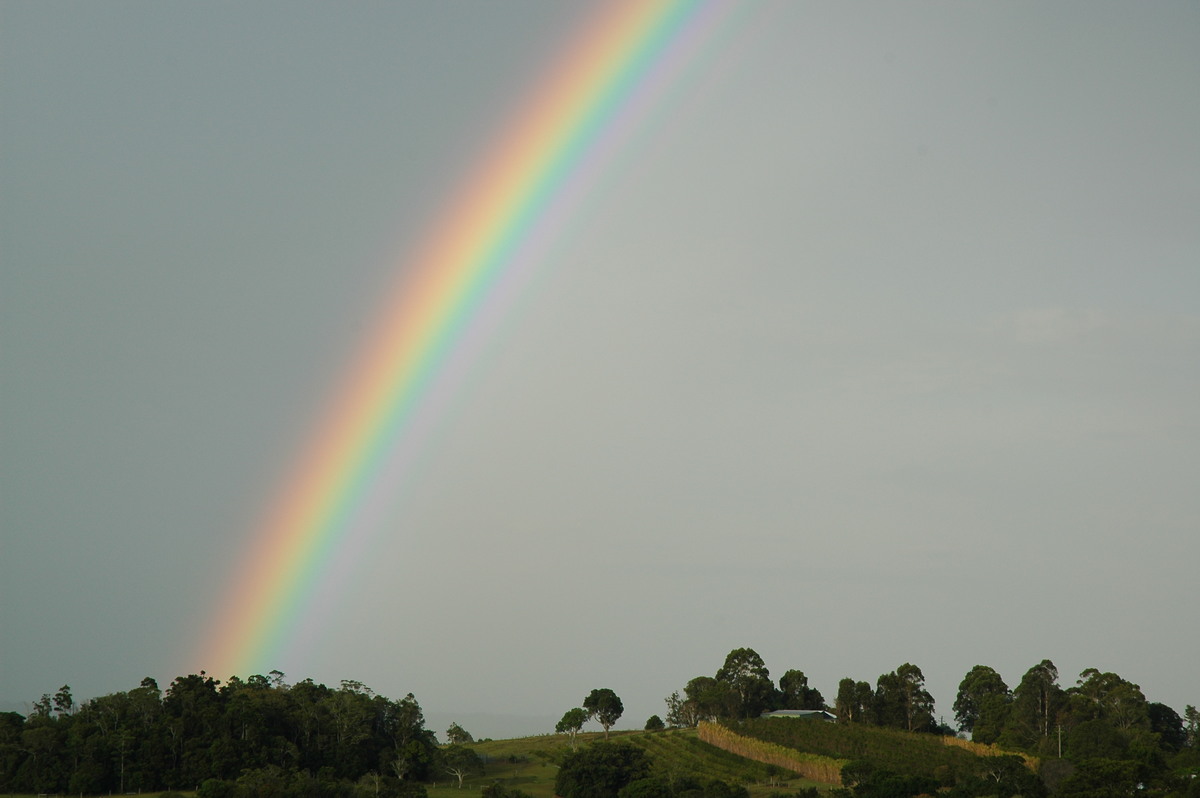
[953,665,1010,734]
[556,708,588,749]
[1068,668,1149,730]
[1008,659,1064,747]
[446,722,473,745]
[715,648,774,718]
[835,678,874,723]
[874,664,934,732]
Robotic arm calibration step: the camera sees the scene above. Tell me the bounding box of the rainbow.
[197,0,728,679]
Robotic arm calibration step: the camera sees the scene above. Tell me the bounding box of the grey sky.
[3,1,1197,738]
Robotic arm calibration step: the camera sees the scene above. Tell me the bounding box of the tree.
[874,664,934,732]
[778,670,824,711]
[555,742,650,798]
[52,686,74,718]
[663,692,690,729]
[644,715,665,732]
[1056,757,1138,797]
[556,708,588,750]
[445,723,473,745]
[953,665,1009,733]
[1148,703,1186,751]
[715,648,773,719]
[834,678,873,723]
[973,692,1012,745]
[1068,668,1148,730]
[440,745,481,788]
[1184,704,1199,748]
[1006,659,1063,749]
[583,689,624,740]
[686,677,730,723]
[1067,719,1128,761]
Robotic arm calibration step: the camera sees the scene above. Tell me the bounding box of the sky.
[2,1,1198,740]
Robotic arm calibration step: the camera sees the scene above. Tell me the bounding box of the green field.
[427,728,832,798]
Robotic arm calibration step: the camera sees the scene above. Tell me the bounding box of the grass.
[427,728,834,798]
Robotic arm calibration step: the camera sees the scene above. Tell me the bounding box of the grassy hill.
[427,728,835,798]
[718,717,1029,786]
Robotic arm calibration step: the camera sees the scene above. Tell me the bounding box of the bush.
[619,777,670,798]
[482,782,533,798]
[198,778,238,798]
[555,742,652,798]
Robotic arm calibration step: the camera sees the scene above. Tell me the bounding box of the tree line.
[4,650,1196,797]
[660,648,1199,796]
[0,672,438,797]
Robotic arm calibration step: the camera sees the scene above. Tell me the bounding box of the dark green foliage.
[1149,702,1188,751]
[620,776,672,798]
[1055,757,1139,797]
[835,679,874,723]
[1067,718,1128,760]
[873,664,934,733]
[482,780,533,798]
[715,648,774,719]
[555,741,652,798]
[585,689,626,739]
[199,778,239,798]
[1067,668,1150,730]
[1003,659,1064,749]
[664,776,749,798]
[971,691,1010,745]
[953,665,1009,734]
[840,760,875,787]
[0,674,437,795]
[646,715,666,731]
[778,671,825,712]
[943,755,1046,798]
[843,768,938,798]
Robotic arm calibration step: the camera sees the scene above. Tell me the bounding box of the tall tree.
[715,648,774,718]
[583,689,623,740]
[953,665,1009,733]
[1006,659,1064,749]
[1067,668,1148,730]
[874,664,934,732]
[834,678,873,723]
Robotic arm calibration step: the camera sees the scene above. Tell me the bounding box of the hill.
[427,728,834,798]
